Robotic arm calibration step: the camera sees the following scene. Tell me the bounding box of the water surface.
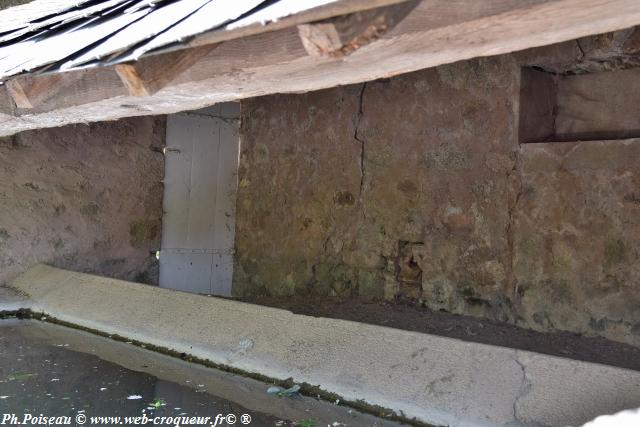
[0,319,404,427]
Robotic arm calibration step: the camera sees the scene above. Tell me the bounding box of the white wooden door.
[159,103,240,295]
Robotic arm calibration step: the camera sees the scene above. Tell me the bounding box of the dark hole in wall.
[519,67,558,143]
[519,66,640,143]
[395,241,423,300]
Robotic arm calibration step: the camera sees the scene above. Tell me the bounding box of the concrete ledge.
[7,320,401,427]
[11,265,640,427]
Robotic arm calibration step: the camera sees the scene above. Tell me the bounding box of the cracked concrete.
[511,351,533,425]
[11,265,640,427]
[513,351,640,426]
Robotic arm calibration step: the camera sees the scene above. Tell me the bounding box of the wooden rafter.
[297,0,418,57]
[2,0,640,136]
[115,45,218,97]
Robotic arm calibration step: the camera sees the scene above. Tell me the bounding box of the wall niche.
[519,67,640,143]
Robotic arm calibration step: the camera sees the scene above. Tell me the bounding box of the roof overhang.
[1,0,640,136]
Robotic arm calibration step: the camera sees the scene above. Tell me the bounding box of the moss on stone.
[604,239,626,266]
[0,228,10,243]
[129,221,147,246]
[23,182,40,191]
[49,238,64,250]
[258,263,297,297]
[80,202,100,218]
[357,269,384,298]
[129,220,158,248]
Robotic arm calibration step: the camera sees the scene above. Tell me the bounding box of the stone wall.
[235,56,521,315]
[0,116,164,287]
[516,140,640,345]
[234,44,640,346]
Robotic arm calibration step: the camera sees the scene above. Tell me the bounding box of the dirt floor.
[242,296,640,372]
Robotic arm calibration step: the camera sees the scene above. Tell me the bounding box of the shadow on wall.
[233,31,640,348]
[0,116,165,286]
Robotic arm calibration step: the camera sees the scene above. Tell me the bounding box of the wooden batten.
[115,45,218,97]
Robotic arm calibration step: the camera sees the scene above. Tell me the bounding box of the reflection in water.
[0,320,281,425]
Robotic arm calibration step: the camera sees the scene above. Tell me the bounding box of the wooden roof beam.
[297,0,418,57]
[3,44,217,112]
[183,0,413,50]
[3,68,126,114]
[0,85,16,120]
[115,45,218,97]
[3,0,640,136]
